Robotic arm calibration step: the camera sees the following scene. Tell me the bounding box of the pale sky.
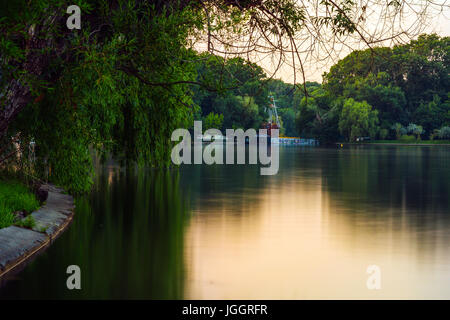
[195,0,450,84]
[272,1,450,83]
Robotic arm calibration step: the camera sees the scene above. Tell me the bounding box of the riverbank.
[338,140,450,146]
[0,184,74,283]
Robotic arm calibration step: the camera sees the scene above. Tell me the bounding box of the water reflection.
[1,145,449,299]
[181,146,450,299]
[1,168,189,299]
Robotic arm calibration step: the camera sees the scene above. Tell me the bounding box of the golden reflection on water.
[183,148,450,299]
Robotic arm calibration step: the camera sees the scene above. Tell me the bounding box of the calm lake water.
[1,145,450,299]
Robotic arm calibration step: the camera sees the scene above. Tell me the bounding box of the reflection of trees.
[320,146,449,213]
[179,145,265,215]
[317,146,450,260]
[0,168,189,299]
[178,145,307,217]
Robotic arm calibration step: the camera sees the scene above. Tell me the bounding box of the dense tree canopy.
[338,98,379,141]
[325,34,449,140]
[294,34,450,143]
[192,54,268,130]
[1,1,448,192]
[1,0,203,192]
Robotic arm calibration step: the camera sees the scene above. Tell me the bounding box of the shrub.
[391,123,404,139]
[15,215,36,229]
[438,126,450,139]
[406,123,424,140]
[379,128,389,140]
[0,180,40,229]
[0,204,16,229]
[430,129,440,140]
[338,98,379,141]
[399,135,416,143]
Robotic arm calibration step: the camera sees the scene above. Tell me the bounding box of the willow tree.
[0,0,447,192]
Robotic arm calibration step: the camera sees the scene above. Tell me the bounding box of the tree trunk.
[0,80,32,139]
[0,14,64,141]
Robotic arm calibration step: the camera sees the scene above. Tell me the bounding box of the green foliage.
[314,0,357,36]
[343,73,407,125]
[406,123,424,140]
[296,86,341,143]
[413,95,447,136]
[306,34,450,142]
[438,126,450,139]
[0,180,39,229]
[193,54,268,130]
[3,1,201,193]
[0,205,15,229]
[379,128,389,140]
[203,112,224,130]
[391,123,406,139]
[279,108,296,136]
[323,34,449,138]
[1,0,448,193]
[398,135,416,143]
[15,215,37,229]
[338,98,379,141]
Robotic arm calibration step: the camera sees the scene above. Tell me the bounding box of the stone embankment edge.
[0,184,75,283]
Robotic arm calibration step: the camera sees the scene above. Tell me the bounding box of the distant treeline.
[193,34,449,143]
[192,52,311,137]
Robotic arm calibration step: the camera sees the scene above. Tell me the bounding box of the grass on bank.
[340,135,450,145]
[0,180,40,229]
[364,139,450,145]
